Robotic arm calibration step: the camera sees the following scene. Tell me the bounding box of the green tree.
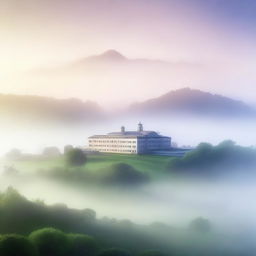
[29,228,70,256]
[189,217,211,233]
[0,234,38,256]
[65,148,87,167]
[82,208,97,222]
[105,163,149,186]
[5,148,22,160]
[64,145,74,154]
[98,248,131,256]
[42,147,61,157]
[140,250,166,256]
[68,234,98,256]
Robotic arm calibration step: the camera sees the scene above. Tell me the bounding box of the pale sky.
[1,0,256,107]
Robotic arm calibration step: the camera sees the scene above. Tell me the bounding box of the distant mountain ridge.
[128,88,255,118]
[86,49,127,62]
[0,94,104,124]
[35,49,192,74]
[71,49,171,68]
[0,88,254,126]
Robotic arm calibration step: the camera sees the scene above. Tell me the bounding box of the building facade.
[88,123,171,154]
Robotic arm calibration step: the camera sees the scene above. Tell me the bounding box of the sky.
[1,0,256,107]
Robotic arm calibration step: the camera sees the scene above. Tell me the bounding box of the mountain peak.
[99,49,126,60]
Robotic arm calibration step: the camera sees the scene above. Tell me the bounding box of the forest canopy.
[167,140,256,176]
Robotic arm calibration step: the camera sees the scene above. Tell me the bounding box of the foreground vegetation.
[2,143,256,255]
[0,188,250,256]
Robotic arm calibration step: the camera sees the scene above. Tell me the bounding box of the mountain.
[34,49,193,74]
[73,49,167,65]
[0,94,105,125]
[84,49,127,62]
[128,88,256,118]
[28,50,203,103]
[1,89,254,127]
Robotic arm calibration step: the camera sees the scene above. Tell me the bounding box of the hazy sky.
[1,0,256,106]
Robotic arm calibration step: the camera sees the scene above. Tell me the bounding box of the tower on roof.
[138,122,143,132]
[121,126,125,133]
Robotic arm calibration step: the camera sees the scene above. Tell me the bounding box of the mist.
[1,116,256,254]
[1,155,256,234]
[1,115,256,156]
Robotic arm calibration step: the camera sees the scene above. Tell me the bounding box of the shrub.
[140,250,166,256]
[64,145,74,154]
[5,148,22,160]
[98,248,131,256]
[42,147,61,157]
[189,217,211,233]
[104,163,149,186]
[65,148,87,167]
[0,234,38,256]
[68,234,98,256]
[29,228,70,256]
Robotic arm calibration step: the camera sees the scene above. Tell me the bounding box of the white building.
[88,123,171,154]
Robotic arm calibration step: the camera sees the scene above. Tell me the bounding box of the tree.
[64,145,74,154]
[105,163,149,186]
[0,234,38,256]
[82,209,97,222]
[1,187,28,206]
[3,165,19,176]
[42,147,61,157]
[189,217,211,233]
[140,250,166,256]
[68,234,98,256]
[167,140,256,175]
[98,248,131,256]
[65,148,87,167]
[5,148,22,160]
[29,228,70,256]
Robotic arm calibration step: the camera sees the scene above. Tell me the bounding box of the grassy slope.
[1,154,172,178]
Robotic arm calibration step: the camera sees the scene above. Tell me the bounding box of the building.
[88,123,171,154]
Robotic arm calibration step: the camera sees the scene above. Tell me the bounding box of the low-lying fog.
[1,168,256,235]
[1,116,256,235]
[1,116,256,155]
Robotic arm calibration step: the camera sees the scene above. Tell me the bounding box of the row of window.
[100,149,136,153]
[89,140,136,144]
[89,144,136,148]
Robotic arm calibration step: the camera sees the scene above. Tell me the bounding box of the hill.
[0,94,104,125]
[128,88,255,118]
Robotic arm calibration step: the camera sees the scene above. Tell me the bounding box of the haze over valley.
[1,87,256,155]
[2,1,256,255]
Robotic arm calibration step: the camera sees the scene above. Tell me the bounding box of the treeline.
[0,187,242,256]
[1,228,151,256]
[0,187,173,255]
[0,228,97,256]
[0,93,104,124]
[167,140,256,176]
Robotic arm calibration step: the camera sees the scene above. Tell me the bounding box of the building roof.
[89,131,170,139]
[108,131,158,136]
[88,123,171,139]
